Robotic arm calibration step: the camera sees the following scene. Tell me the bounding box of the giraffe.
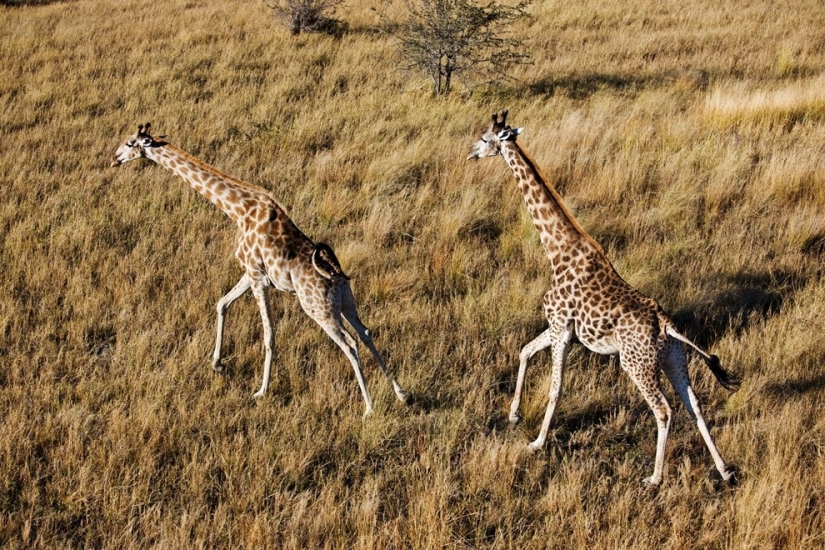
[467,111,740,486]
[111,123,409,416]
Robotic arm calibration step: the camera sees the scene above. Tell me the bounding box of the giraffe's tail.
[665,325,741,392]
[312,243,350,281]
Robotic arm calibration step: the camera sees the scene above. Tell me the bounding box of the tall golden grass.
[1,0,824,547]
[704,75,825,128]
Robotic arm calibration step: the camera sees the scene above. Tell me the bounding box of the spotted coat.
[111,124,409,414]
[468,111,740,486]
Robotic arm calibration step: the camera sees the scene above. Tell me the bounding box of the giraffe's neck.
[500,140,603,275]
[145,144,267,226]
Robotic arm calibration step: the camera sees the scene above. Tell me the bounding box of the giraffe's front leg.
[641,401,671,487]
[212,275,251,372]
[510,329,554,424]
[528,327,571,451]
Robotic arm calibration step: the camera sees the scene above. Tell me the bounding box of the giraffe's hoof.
[527,441,543,453]
[362,408,375,420]
[395,389,412,405]
[252,390,266,400]
[710,464,740,487]
[723,464,740,486]
[211,360,225,373]
[508,412,522,425]
[642,475,662,488]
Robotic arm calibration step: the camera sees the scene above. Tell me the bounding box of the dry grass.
[705,75,825,128]
[1,0,824,548]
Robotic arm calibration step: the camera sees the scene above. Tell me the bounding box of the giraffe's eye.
[126,140,136,147]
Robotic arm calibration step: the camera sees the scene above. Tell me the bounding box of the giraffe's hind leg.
[319,319,375,417]
[340,286,409,404]
[251,282,275,400]
[299,281,375,417]
[622,353,672,486]
[662,340,736,482]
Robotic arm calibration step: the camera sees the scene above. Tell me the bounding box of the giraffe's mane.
[516,142,606,256]
[164,143,273,197]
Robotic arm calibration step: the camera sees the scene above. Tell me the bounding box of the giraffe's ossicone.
[469,111,740,486]
[111,123,410,415]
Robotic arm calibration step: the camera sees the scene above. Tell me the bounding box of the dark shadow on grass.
[0,0,71,4]
[525,72,664,100]
[762,372,825,402]
[407,389,451,414]
[516,68,715,101]
[485,409,510,435]
[671,269,805,351]
[493,371,516,395]
[554,400,647,451]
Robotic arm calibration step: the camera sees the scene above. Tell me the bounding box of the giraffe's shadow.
[670,269,804,350]
[671,268,825,402]
[525,72,662,100]
[406,388,454,415]
[520,69,715,101]
[763,372,825,403]
[1,0,62,5]
[553,400,647,451]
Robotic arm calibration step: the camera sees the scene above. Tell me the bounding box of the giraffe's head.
[467,110,522,161]
[110,123,164,167]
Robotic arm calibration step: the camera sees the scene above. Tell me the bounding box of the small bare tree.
[383,0,530,95]
[267,0,344,35]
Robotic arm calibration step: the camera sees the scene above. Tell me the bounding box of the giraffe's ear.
[497,127,522,141]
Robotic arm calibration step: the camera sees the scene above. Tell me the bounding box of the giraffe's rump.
[312,242,350,280]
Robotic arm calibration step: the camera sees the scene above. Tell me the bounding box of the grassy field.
[2,0,825,547]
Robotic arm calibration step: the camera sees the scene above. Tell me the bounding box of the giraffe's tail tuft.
[312,243,350,281]
[666,324,741,392]
[706,354,741,392]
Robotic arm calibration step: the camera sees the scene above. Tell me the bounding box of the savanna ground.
[2,0,825,547]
